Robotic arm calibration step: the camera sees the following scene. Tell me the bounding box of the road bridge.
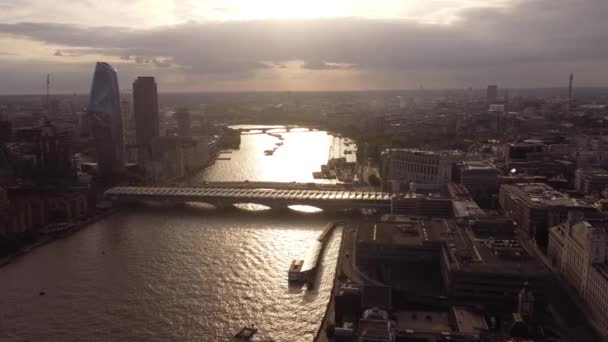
[104,186,393,211]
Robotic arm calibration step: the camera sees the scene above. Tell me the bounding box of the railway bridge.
[104,186,394,211]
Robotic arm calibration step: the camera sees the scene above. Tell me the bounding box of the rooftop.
[461,160,500,171]
[452,200,486,219]
[357,217,448,246]
[359,215,547,276]
[505,183,593,208]
[384,148,463,158]
[395,311,451,332]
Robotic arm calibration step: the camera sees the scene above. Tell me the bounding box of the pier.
[289,222,341,284]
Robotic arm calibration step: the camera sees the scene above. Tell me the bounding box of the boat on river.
[234,325,258,341]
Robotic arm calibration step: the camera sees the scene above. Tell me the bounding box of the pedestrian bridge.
[104,186,394,211]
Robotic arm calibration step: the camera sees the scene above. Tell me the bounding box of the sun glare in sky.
[186,0,513,23]
[190,0,421,21]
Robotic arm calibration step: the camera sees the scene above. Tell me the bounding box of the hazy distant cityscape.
[2,0,608,341]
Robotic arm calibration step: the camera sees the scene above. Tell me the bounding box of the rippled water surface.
[197,126,356,183]
[0,127,351,341]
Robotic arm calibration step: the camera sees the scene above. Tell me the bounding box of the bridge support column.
[270,203,290,212]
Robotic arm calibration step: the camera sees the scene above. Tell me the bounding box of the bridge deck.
[105,186,393,203]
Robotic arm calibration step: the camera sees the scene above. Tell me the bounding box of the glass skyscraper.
[88,62,125,179]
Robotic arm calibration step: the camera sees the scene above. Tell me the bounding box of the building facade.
[133,76,160,164]
[176,108,191,137]
[548,218,608,335]
[381,149,461,190]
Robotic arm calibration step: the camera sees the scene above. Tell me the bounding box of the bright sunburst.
[188,0,513,22]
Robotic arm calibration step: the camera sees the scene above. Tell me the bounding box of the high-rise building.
[87,62,125,179]
[567,73,574,114]
[568,73,574,102]
[486,85,498,104]
[176,108,191,137]
[133,77,159,163]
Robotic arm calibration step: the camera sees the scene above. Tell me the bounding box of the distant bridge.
[232,126,315,134]
[104,186,393,211]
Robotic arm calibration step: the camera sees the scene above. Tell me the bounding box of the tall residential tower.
[88,62,125,179]
[133,77,160,163]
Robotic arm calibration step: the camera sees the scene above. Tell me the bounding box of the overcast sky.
[0,0,606,94]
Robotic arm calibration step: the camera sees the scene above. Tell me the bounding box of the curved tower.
[88,62,125,179]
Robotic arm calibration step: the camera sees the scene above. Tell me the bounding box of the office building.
[176,108,191,137]
[499,183,597,250]
[356,215,549,308]
[381,148,462,190]
[458,161,503,206]
[486,85,498,104]
[548,216,608,334]
[133,77,160,163]
[87,62,125,179]
[574,168,608,194]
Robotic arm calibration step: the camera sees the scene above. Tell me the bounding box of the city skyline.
[0,0,607,94]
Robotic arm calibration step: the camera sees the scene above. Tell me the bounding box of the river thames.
[0,127,354,341]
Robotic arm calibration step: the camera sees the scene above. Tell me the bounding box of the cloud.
[0,0,607,92]
[301,60,358,70]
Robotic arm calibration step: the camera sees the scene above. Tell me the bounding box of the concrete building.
[574,168,608,194]
[356,215,549,308]
[548,217,608,335]
[87,62,125,179]
[499,183,597,250]
[381,149,462,190]
[133,77,160,163]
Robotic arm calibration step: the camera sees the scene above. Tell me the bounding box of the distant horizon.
[1,1,607,94]
[1,85,607,98]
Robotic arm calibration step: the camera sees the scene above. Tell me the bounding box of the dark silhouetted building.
[87,62,125,179]
[487,85,498,104]
[133,76,159,163]
[14,119,75,181]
